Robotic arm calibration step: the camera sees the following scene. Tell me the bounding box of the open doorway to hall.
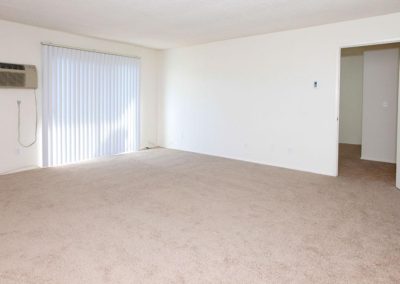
[338,43,400,186]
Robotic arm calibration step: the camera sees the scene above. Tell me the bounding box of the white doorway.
[337,42,400,188]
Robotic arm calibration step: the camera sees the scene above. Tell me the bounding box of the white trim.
[360,156,396,164]
[0,165,40,175]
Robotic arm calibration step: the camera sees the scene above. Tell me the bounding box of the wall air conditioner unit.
[0,62,38,89]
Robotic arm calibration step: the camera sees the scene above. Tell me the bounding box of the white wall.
[0,19,160,174]
[339,55,363,145]
[158,13,400,176]
[361,48,399,163]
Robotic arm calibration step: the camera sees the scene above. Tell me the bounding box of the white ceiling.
[0,0,400,49]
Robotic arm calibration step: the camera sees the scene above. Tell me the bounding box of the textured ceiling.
[0,0,400,49]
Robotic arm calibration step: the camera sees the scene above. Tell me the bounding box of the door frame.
[335,39,400,185]
[396,53,400,188]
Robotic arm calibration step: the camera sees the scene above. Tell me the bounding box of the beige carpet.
[0,145,399,283]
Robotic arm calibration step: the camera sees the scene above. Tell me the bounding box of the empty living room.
[1,0,400,283]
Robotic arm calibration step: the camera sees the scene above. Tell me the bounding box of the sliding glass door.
[42,44,140,167]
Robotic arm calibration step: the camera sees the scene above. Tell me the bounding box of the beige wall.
[339,54,363,145]
[0,19,160,173]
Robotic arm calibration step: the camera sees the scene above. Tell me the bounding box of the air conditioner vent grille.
[0,72,26,87]
[0,63,25,70]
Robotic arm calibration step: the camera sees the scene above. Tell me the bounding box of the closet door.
[361,49,399,163]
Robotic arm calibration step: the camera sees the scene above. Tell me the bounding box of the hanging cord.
[17,89,38,147]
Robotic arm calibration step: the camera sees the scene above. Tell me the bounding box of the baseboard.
[0,165,41,175]
[360,156,396,164]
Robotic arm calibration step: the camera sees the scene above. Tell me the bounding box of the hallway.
[339,143,396,186]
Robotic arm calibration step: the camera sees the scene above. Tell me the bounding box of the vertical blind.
[42,44,140,167]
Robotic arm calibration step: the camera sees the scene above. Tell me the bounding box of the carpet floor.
[0,145,399,283]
